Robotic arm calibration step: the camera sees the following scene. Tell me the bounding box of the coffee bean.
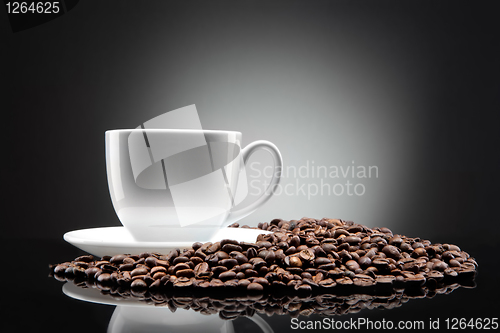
[382,245,402,259]
[353,275,375,287]
[219,258,238,268]
[174,277,193,287]
[345,236,361,244]
[212,266,228,277]
[222,244,243,253]
[246,247,257,259]
[97,273,113,284]
[319,278,336,287]
[206,242,221,254]
[194,262,209,277]
[288,256,302,267]
[84,267,101,279]
[110,254,127,264]
[119,263,134,271]
[256,241,272,248]
[412,247,427,257]
[247,282,264,291]
[209,279,224,288]
[358,256,372,267]
[130,267,148,277]
[176,269,194,277]
[299,249,315,261]
[173,263,190,273]
[315,258,331,266]
[219,271,236,281]
[130,278,147,289]
[172,256,189,265]
[346,260,360,271]
[265,250,276,263]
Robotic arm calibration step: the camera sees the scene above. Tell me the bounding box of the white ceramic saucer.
[63,226,271,257]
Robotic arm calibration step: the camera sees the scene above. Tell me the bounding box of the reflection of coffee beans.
[51,217,477,294]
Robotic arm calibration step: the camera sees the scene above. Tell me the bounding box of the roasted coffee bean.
[218,271,236,281]
[152,271,167,280]
[382,245,402,259]
[346,260,360,271]
[265,250,276,263]
[74,255,94,263]
[321,243,336,254]
[288,256,302,267]
[238,279,251,288]
[222,244,243,253]
[212,266,228,277]
[333,229,349,238]
[219,259,238,268]
[110,254,127,264]
[315,257,331,266]
[192,242,203,251]
[344,236,361,244]
[319,278,336,287]
[172,256,189,265]
[130,267,148,277]
[358,256,372,267]
[194,262,209,277]
[206,242,221,254]
[174,277,193,287]
[209,279,224,288]
[299,249,315,261]
[190,256,203,266]
[173,263,190,273]
[244,269,259,277]
[97,273,113,284]
[53,264,69,275]
[119,263,134,271]
[214,251,228,260]
[285,246,297,255]
[256,241,272,248]
[247,282,264,291]
[176,269,194,277]
[412,247,427,258]
[130,278,147,289]
[85,267,101,279]
[353,274,375,287]
[318,263,336,270]
[246,247,257,259]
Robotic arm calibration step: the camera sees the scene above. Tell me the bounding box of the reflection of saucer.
[64,226,271,257]
[63,282,148,307]
[63,283,274,333]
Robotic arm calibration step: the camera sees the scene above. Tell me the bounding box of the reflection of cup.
[106,129,282,242]
[108,306,273,333]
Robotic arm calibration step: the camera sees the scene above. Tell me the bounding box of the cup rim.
[105,129,242,135]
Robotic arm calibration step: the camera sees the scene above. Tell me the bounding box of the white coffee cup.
[106,129,282,242]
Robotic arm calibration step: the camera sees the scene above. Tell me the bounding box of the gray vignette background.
[1,1,499,331]
[3,0,499,243]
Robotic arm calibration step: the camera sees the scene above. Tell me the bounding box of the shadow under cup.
[106,129,277,242]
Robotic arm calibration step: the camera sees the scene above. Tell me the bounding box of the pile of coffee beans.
[51,218,477,295]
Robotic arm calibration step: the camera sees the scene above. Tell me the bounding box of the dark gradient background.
[2,1,499,331]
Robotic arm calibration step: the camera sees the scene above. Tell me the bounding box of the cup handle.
[225,140,282,225]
